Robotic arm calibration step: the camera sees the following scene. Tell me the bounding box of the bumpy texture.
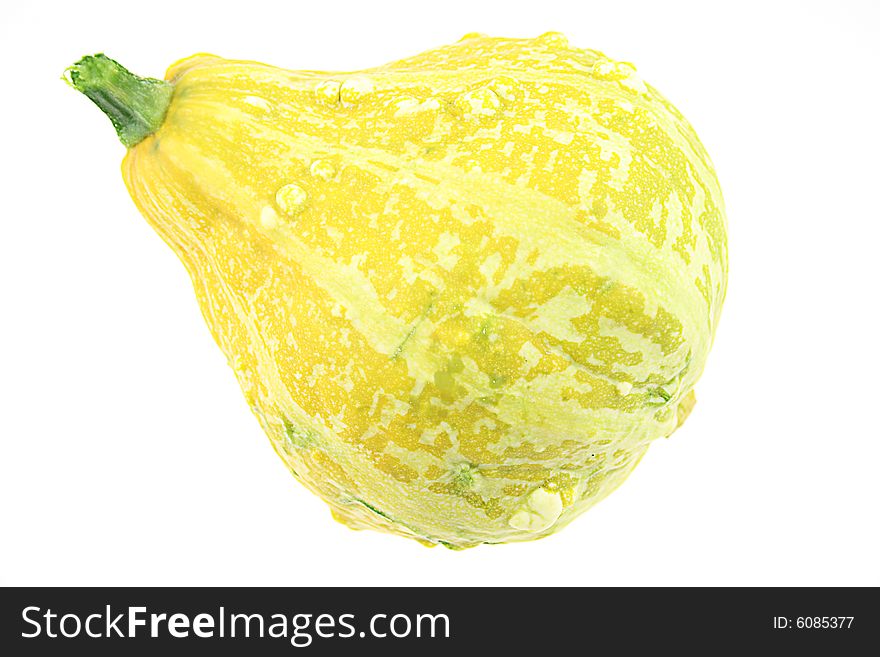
[123,33,727,548]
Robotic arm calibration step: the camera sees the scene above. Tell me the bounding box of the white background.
[1,0,878,586]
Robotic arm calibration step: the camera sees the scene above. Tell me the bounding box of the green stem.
[65,54,173,148]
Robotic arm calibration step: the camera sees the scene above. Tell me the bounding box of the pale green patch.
[281,418,318,451]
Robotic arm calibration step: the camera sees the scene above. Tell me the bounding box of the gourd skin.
[119,34,726,548]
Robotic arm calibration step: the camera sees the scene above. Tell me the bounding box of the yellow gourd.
[67,33,727,548]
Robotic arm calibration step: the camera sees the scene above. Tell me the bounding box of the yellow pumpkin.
[67,32,727,548]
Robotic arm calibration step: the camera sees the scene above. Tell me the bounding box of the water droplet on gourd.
[591,58,648,94]
[455,87,502,121]
[339,78,375,105]
[390,94,443,119]
[275,183,308,216]
[242,95,271,112]
[536,31,569,47]
[309,158,337,181]
[591,58,637,81]
[260,205,280,229]
[316,80,341,105]
[508,488,563,532]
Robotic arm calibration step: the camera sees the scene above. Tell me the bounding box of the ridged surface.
[124,33,727,548]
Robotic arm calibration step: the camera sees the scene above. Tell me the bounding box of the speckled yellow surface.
[123,33,727,548]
